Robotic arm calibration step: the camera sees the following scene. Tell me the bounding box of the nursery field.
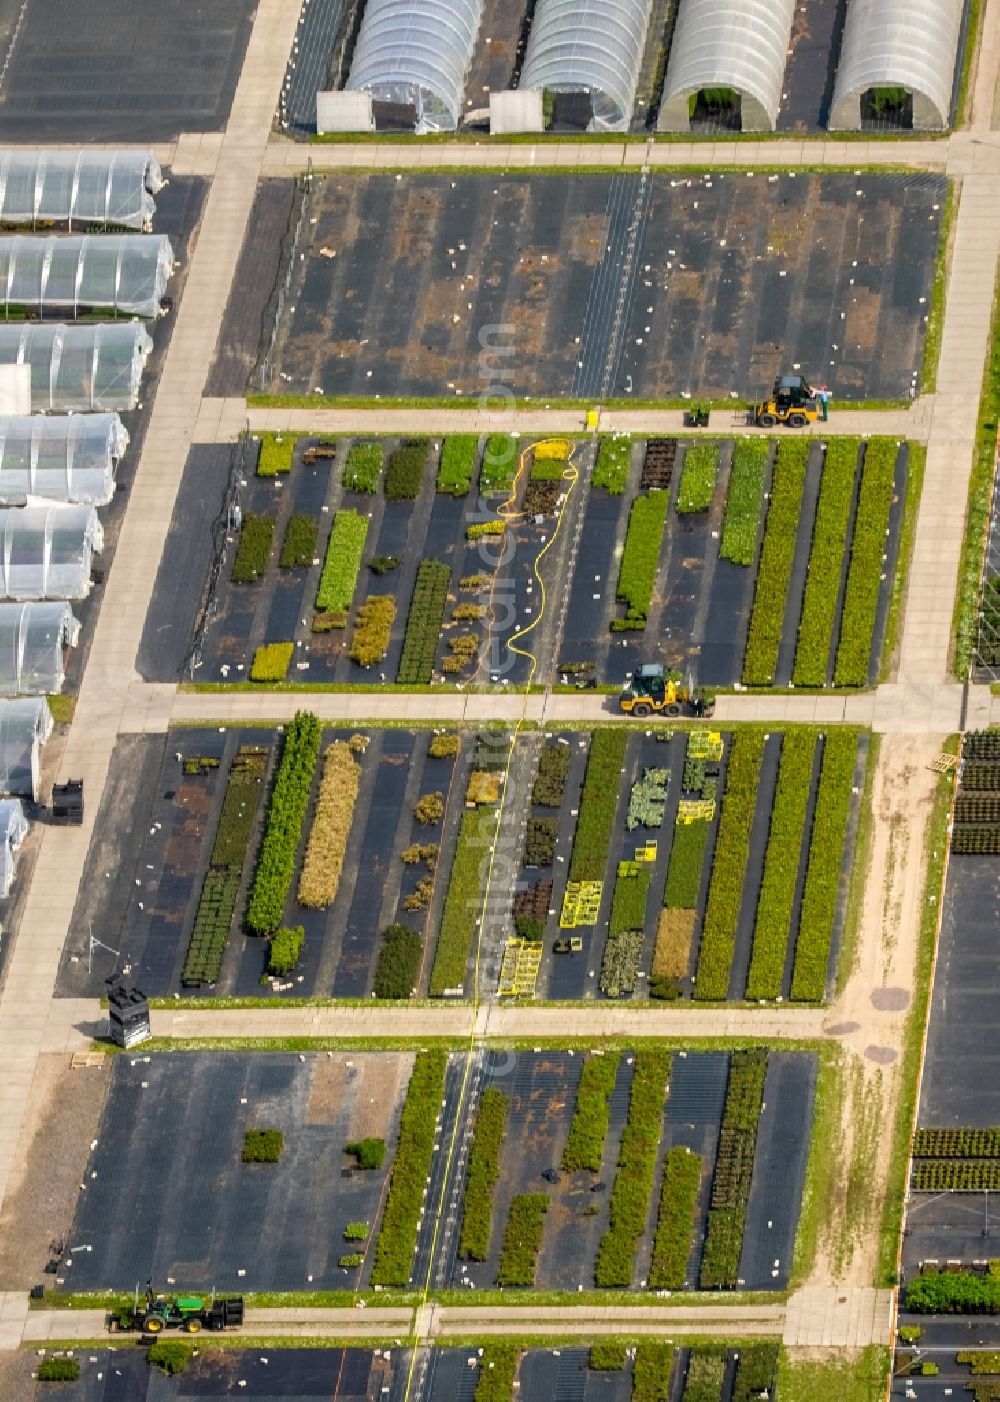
[191,432,576,688]
[262,171,945,402]
[440,1049,815,1294]
[57,720,864,1005]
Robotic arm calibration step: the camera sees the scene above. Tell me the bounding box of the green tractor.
[131,1285,244,1335]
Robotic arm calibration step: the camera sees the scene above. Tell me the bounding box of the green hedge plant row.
[344,442,382,492]
[614,490,669,628]
[429,807,493,995]
[720,438,769,564]
[594,1050,671,1286]
[474,1345,519,1402]
[385,441,428,501]
[588,1342,627,1370]
[370,1050,448,1285]
[681,1352,725,1402]
[699,1050,767,1287]
[438,435,477,495]
[242,1128,283,1162]
[733,1344,779,1401]
[676,442,719,514]
[496,1192,548,1285]
[279,513,318,569]
[251,642,293,682]
[562,1053,620,1172]
[459,1088,509,1260]
[246,712,321,934]
[316,509,368,621]
[397,559,451,683]
[373,923,423,998]
[907,1271,1000,1313]
[231,514,274,583]
[742,440,809,685]
[532,740,570,807]
[267,924,304,975]
[593,436,630,494]
[745,729,818,999]
[694,730,766,999]
[833,438,898,686]
[568,730,628,881]
[634,1344,674,1401]
[648,1145,702,1288]
[481,434,518,495]
[664,816,711,909]
[609,864,651,935]
[792,439,858,685]
[914,1127,1000,1157]
[789,730,857,1000]
[256,434,294,477]
[349,595,395,667]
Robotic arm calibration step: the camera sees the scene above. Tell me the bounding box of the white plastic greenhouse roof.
[830,0,964,131]
[0,503,103,601]
[0,697,52,799]
[0,235,173,318]
[0,796,27,897]
[0,323,152,412]
[347,0,485,131]
[0,414,126,506]
[0,151,163,231]
[658,0,796,131]
[520,0,655,132]
[0,600,78,695]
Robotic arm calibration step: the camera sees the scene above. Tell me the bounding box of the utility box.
[51,778,83,825]
[106,976,151,1048]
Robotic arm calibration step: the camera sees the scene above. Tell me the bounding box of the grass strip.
[694,730,765,1000]
[316,509,368,618]
[614,490,669,628]
[720,439,769,566]
[792,439,858,685]
[699,1049,768,1287]
[296,740,360,908]
[246,712,321,934]
[562,1054,620,1172]
[568,730,629,881]
[745,729,818,999]
[833,438,897,686]
[496,1193,548,1285]
[676,442,718,514]
[397,559,450,684]
[648,1145,702,1288]
[459,1088,509,1260]
[370,1049,447,1285]
[429,807,494,995]
[594,1050,671,1286]
[789,731,857,1001]
[742,440,808,685]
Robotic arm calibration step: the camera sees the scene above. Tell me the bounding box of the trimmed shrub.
[344,1222,368,1240]
[346,1137,386,1170]
[398,560,451,683]
[720,438,768,565]
[369,554,399,575]
[649,1145,701,1288]
[250,641,293,682]
[742,439,809,685]
[480,434,518,494]
[344,442,382,492]
[467,520,505,540]
[676,442,719,513]
[614,490,669,627]
[297,741,360,908]
[373,924,423,999]
[429,808,493,995]
[316,509,368,620]
[339,1252,364,1268]
[562,1054,620,1171]
[257,434,294,477]
[593,437,630,494]
[37,1358,81,1381]
[246,713,320,934]
[279,513,318,568]
[438,435,477,495]
[415,791,444,824]
[793,439,858,685]
[370,1050,447,1284]
[231,514,274,583]
[568,730,629,881]
[429,732,459,759]
[267,924,304,976]
[460,1088,509,1260]
[147,1343,193,1376]
[496,1193,548,1285]
[349,596,396,667]
[242,1128,283,1162]
[594,1050,671,1285]
[790,731,857,1000]
[834,438,897,686]
[385,441,428,501]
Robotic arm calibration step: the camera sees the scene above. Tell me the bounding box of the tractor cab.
[754,374,820,428]
[619,664,680,717]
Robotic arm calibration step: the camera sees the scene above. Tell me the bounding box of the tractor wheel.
[632,703,651,717]
[665,703,681,716]
[143,1317,163,1334]
[759,413,777,427]
[788,413,807,427]
[184,1317,202,1334]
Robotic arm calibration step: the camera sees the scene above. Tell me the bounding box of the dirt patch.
[346,1052,414,1142]
[0,1055,108,1288]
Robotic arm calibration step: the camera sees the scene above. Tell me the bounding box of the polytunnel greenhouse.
[0,323,152,412]
[0,601,79,694]
[0,234,173,318]
[0,798,27,897]
[346,0,485,131]
[0,697,52,799]
[658,0,796,131]
[829,0,964,131]
[0,414,126,506]
[0,150,163,232]
[519,0,654,131]
[0,503,103,601]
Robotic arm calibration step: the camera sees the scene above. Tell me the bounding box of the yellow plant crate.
[560,880,603,928]
[677,798,716,822]
[498,938,542,996]
[533,439,570,460]
[634,842,658,863]
[687,727,724,762]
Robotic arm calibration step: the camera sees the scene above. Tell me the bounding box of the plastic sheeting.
[0,235,173,318]
[520,0,655,132]
[0,697,52,799]
[0,151,163,232]
[0,323,152,412]
[0,797,27,897]
[347,0,485,131]
[0,414,126,506]
[0,600,79,695]
[830,0,964,131]
[658,0,796,131]
[0,503,103,600]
